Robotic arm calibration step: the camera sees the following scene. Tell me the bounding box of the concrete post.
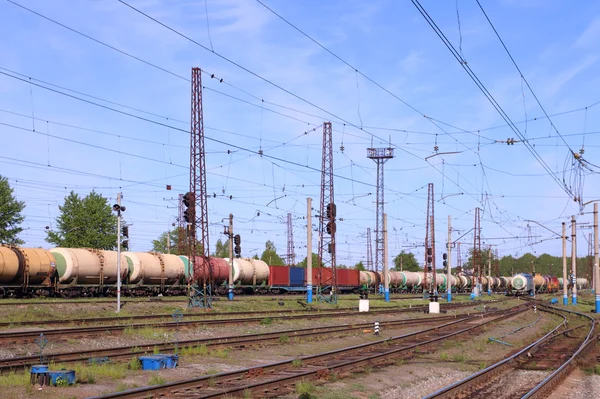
[594,203,599,312]
[562,222,567,306]
[447,215,452,303]
[116,192,121,313]
[228,214,234,301]
[307,197,313,303]
[488,247,492,295]
[571,215,577,305]
[383,213,389,302]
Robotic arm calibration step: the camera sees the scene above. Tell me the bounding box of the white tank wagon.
[223,258,269,286]
[123,252,185,286]
[50,248,127,285]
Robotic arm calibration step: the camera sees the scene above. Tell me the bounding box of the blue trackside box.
[139,354,178,370]
[48,370,75,386]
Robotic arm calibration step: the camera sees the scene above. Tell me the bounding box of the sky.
[1,0,599,271]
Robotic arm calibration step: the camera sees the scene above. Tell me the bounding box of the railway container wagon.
[0,246,55,297]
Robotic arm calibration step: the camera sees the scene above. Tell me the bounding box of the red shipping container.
[336,268,360,286]
[269,265,290,286]
[312,267,333,286]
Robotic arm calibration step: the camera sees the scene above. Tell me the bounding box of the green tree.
[0,176,25,245]
[213,238,230,258]
[260,240,285,265]
[152,228,202,255]
[354,261,366,271]
[46,190,117,249]
[296,252,322,268]
[393,251,420,271]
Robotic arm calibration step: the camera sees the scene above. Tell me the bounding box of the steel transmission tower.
[423,183,436,295]
[366,228,373,271]
[367,146,394,274]
[473,207,482,295]
[188,67,212,308]
[317,122,337,303]
[177,193,187,255]
[286,213,295,266]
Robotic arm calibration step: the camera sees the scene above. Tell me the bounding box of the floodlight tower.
[367,145,395,274]
[317,122,337,303]
[187,67,212,309]
[286,213,295,266]
[366,228,373,271]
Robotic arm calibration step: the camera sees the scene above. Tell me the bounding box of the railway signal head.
[326,221,336,235]
[326,203,336,220]
[182,192,194,208]
[234,234,241,246]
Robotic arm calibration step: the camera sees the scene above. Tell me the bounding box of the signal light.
[183,208,195,223]
[443,260,447,268]
[326,203,336,220]
[443,253,447,260]
[427,247,432,256]
[122,226,129,238]
[326,221,336,235]
[183,192,194,207]
[427,256,432,264]
[234,234,241,246]
[183,192,195,223]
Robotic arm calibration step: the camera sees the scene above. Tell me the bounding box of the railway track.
[423,301,597,399]
[0,312,479,373]
[87,303,529,398]
[0,300,500,343]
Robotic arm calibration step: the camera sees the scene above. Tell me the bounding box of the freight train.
[0,245,588,298]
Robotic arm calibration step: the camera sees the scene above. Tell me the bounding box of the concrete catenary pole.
[594,203,599,313]
[228,214,234,301]
[116,192,122,313]
[383,213,389,302]
[571,215,577,305]
[488,247,492,295]
[307,197,313,303]
[447,215,452,303]
[562,222,567,306]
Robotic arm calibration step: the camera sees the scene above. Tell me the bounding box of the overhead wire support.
[286,212,295,267]
[188,67,212,309]
[317,122,337,304]
[473,207,482,296]
[366,227,373,271]
[409,0,572,201]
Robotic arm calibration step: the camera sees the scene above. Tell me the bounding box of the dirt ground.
[0,296,540,399]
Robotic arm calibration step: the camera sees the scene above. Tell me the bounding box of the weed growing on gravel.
[128,356,141,370]
[440,352,450,361]
[452,354,466,363]
[279,334,290,343]
[124,326,167,340]
[116,382,129,392]
[0,370,29,387]
[260,317,273,326]
[211,348,230,358]
[148,375,166,385]
[292,358,303,367]
[181,344,208,356]
[295,381,316,395]
[206,368,220,375]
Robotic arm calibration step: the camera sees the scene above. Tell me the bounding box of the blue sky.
[1,0,599,269]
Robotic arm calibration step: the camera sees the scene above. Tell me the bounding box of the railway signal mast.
[473,207,482,296]
[112,192,126,313]
[366,228,373,271]
[317,122,337,303]
[286,213,295,266]
[187,67,212,309]
[423,183,437,300]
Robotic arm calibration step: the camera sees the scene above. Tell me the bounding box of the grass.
[123,326,168,340]
[279,334,290,344]
[181,344,209,356]
[260,317,273,326]
[211,348,230,359]
[0,370,30,387]
[452,354,466,363]
[148,374,166,386]
[296,381,316,395]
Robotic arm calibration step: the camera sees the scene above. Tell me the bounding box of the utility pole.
[473,208,482,296]
[228,214,233,301]
[594,203,599,313]
[366,228,373,271]
[447,215,452,303]
[112,193,126,313]
[562,222,567,306]
[423,183,436,298]
[286,213,295,266]
[167,230,171,253]
[367,144,395,273]
[383,213,389,302]
[571,215,577,305]
[307,197,313,303]
[488,247,492,295]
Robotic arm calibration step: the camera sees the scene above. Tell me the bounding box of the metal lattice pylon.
[188,67,212,308]
[367,146,394,274]
[286,213,295,266]
[423,183,436,295]
[317,122,337,303]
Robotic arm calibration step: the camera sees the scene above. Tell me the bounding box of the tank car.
[510,273,535,296]
[0,246,55,297]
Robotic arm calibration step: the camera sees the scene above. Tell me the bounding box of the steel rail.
[86,305,528,399]
[0,300,500,343]
[423,302,595,399]
[0,312,475,373]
